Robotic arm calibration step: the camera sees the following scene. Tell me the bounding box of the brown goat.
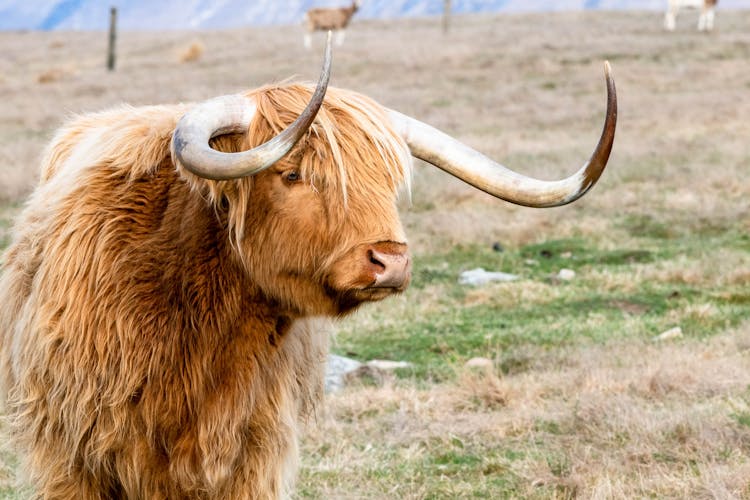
[304,1,360,48]
[0,40,616,498]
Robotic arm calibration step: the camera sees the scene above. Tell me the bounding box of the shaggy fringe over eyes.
[249,83,412,205]
[189,84,413,246]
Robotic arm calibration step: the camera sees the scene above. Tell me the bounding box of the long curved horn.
[172,32,333,180]
[389,62,617,208]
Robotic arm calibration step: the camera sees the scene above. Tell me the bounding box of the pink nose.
[367,243,411,289]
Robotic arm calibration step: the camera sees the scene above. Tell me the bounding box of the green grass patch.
[540,80,557,90]
[413,237,665,290]
[337,286,713,380]
[732,412,750,429]
[297,440,526,499]
[0,487,26,500]
[0,202,20,252]
[429,97,452,108]
[620,214,679,239]
[335,229,750,381]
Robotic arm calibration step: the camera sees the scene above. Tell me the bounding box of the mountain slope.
[1,0,748,31]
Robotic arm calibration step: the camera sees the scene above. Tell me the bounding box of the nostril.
[366,245,411,290]
[368,249,386,271]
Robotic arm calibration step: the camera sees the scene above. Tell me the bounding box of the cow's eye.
[283,170,301,183]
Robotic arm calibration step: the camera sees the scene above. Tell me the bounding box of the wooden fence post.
[442,0,452,34]
[107,7,117,71]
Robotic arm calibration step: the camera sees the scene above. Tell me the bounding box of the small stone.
[366,359,412,371]
[325,354,362,393]
[458,268,519,286]
[344,365,386,387]
[561,251,572,259]
[464,357,494,370]
[653,326,683,342]
[557,268,576,281]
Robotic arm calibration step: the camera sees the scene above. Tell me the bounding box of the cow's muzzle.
[366,242,411,290]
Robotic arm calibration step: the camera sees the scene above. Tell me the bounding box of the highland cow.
[0,37,616,498]
[664,0,718,31]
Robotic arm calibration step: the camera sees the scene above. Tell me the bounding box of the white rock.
[366,359,412,371]
[557,268,576,281]
[653,326,684,342]
[325,356,414,392]
[325,354,362,393]
[464,357,494,370]
[458,268,519,286]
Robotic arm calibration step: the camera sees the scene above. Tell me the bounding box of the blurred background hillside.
[3,0,750,30]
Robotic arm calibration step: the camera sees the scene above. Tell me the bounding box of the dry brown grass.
[305,323,750,498]
[178,40,205,63]
[1,11,748,223]
[36,67,69,84]
[1,9,749,498]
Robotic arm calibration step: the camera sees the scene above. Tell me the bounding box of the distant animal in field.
[304,0,360,49]
[0,35,616,499]
[665,0,718,31]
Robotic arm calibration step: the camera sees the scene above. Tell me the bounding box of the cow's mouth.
[323,241,411,314]
[326,280,409,315]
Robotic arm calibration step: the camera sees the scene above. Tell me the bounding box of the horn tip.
[604,60,612,77]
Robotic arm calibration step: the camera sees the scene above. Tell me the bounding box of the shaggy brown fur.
[0,84,411,498]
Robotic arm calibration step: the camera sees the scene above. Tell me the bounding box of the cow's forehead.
[247,83,413,201]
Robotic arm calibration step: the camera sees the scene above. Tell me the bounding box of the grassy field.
[1,8,750,499]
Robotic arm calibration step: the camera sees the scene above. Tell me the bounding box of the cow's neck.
[128,165,314,495]
[145,162,291,349]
